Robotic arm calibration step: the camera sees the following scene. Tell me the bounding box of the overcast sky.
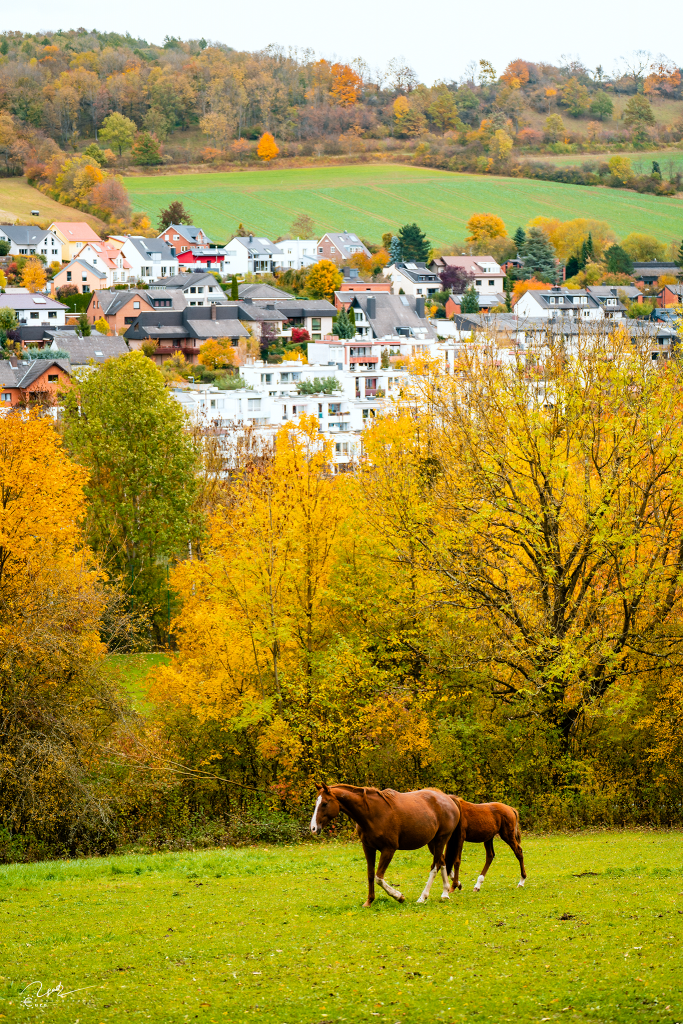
[5,0,681,84]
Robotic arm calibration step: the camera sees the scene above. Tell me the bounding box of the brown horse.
[310,783,460,907]
[445,797,526,892]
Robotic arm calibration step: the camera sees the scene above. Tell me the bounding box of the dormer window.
[549,296,555,304]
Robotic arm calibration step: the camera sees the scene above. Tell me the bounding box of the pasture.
[1,830,681,1023]
[0,177,106,231]
[123,164,683,247]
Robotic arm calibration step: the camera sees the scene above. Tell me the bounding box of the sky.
[4,0,681,84]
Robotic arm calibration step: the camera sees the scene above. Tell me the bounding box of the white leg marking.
[440,866,450,899]
[473,873,486,892]
[518,877,526,888]
[417,867,437,903]
[377,875,403,901]
[309,795,321,834]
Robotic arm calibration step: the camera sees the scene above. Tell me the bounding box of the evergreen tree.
[676,239,683,270]
[397,223,430,263]
[521,227,556,282]
[389,235,402,264]
[504,280,512,312]
[565,255,580,279]
[333,307,355,339]
[131,132,163,166]
[652,161,662,180]
[513,227,526,252]
[605,245,634,275]
[78,312,91,337]
[585,233,594,260]
[230,275,239,300]
[578,240,587,270]
[461,285,480,313]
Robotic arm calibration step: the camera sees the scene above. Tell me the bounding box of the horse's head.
[310,783,341,836]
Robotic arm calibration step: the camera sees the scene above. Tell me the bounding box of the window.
[82,273,88,281]
[312,318,321,330]
[488,280,495,286]
[475,279,482,286]
[30,311,39,319]
[260,373,272,383]
[124,316,136,324]
[1,393,10,402]
[318,247,323,253]
[83,285,90,293]
[48,374,58,383]
[47,311,57,319]
[66,271,72,282]
[133,301,140,309]
[549,297,555,305]
[335,442,349,454]
[248,398,261,412]
[173,234,179,240]
[197,287,204,294]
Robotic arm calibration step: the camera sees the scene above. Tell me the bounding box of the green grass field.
[535,150,683,177]
[1,831,682,1023]
[124,165,683,247]
[101,652,168,713]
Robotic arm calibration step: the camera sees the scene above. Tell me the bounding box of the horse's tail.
[513,807,521,844]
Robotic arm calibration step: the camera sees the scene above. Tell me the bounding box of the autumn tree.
[131,131,163,166]
[21,257,47,293]
[290,212,316,238]
[623,94,656,128]
[466,213,507,247]
[62,352,200,640]
[93,316,111,335]
[620,232,666,261]
[489,129,513,166]
[305,259,343,301]
[158,201,193,231]
[98,111,137,156]
[198,337,235,370]
[257,132,279,161]
[544,113,565,142]
[330,63,361,106]
[439,265,471,293]
[560,77,590,117]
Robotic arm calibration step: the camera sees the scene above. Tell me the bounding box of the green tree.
[605,244,634,275]
[461,285,480,313]
[565,255,580,279]
[398,223,430,262]
[427,89,460,132]
[0,307,18,331]
[62,352,200,640]
[333,306,355,339]
[560,77,590,117]
[521,227,556,282]
[297,376,342,394]
[82,143,106,165]
[159,201,192,230]
[131,131,163,166]
[676,240,683,269]
[623,94,656,128]
[230,274,239,300]
[98,112,137,156]
[544,114,565,142]
[381,348,390,368]
[78,312,91,337]
[513,227,526,251]
[589,91,613,121]
[389,235,402,264]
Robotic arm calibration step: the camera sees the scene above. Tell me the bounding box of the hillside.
[0,178,107,231]
[125,164,683,246]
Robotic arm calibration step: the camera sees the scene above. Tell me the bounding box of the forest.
[3,334,683,863]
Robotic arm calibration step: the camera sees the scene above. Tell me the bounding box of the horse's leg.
[362,844,376,908]
[501,822,527,887]
[437,835,452,900]
[417,841,439,904]
[449,827,465,892]
[473,838,495,892]
[376,847,404,903]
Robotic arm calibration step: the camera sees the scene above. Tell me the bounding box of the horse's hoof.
[416,896,426,904]
[362,900,373,907]
[441,893,450,900]
[517,879,526,888]
[473,885,480,892]
[398,895,405,904]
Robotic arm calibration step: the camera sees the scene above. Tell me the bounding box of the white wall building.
[222,236,283,276]
[0,226,63,262]
[429,255,506,297]
[108,236,179,283]
[273,239,319,269]
[1,293,67,327]
[514,286,606,321]
[383,262,442,298]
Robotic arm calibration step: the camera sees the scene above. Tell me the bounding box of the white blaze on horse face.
[310,795,322,835]
[474,873,486,892]
[417,867,438,903]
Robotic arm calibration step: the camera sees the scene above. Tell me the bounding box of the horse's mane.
[331,784,394,807]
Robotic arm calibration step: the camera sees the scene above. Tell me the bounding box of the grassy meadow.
[124,164,683,248]
[0,177,106,230]
[536,149,683,176]
[1,831,681,1023]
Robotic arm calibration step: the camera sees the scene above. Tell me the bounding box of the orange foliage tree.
[257,132,279,161]
[21,258,47,293]
[330,63,362,106]
[198,338,235,370]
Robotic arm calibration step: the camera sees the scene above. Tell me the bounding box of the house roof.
[392,262,441,284]
[160,272,222,291]
[124,307,249,342]
[586,285,643,299]
[124,236,177,262]
[239,283,293,301]
[160,224,212,245]
[77,243,132,271]
[430,255,503,275]
[13,359,71,389]
[93,289,186,316]
[320,232,371,257]
[58,258,107,279]
[49,222,102,243]
[348,293,438,340]
[0,226,53,245]
[227,236,283,257]
[632,261,679,270]
[48,335,129,365]
[518,289,600,310]
[0,293,67,311]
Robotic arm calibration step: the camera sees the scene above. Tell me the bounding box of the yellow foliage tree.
[93,316,111,335]
[466,213,507,245]
[527,216,615,261]
[21,258,47,293]
[305,259,343,301]
[198,337,235,370]
[257,131,279,161]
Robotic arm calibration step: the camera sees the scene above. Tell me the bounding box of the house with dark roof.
[157,224,212,252]
[0,358,71,408]
[222,236,284,276]
[655,282,683,308]
[514,286,608,320]
[384,261,443,298]
[632,261,680,286]
[238,283,293,302]
[108,235,179,283]
[156,272,228,306]
[88,289,185,333]
[0,225,63,261]
[48,333,129,368]
[124,305,251,364]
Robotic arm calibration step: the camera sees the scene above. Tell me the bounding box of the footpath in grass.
[124,164,683,248]
[1,830,682,1023]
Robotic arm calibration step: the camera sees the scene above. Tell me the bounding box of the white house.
[222,236,283,276]
[0,293,67,327]
[273,239,319,270]
[383,262,442,298]
[428,255,506,297]
[108,235,179,283]
[0,226,63,262]
[514,286,606,321]
[157,272,228,307]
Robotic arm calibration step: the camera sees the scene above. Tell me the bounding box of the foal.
[445,798,526,892]
[310,783,460,906]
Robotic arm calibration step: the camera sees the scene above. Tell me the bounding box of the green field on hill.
[538,149,683,176]
[1,830,682,1023]
[125,165,683,247]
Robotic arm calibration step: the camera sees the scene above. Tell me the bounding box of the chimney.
[415,297,425,318]
[366,296,376,320]
[211,303,217,319]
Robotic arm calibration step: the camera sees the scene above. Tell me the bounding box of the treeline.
[3,337,683,862]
